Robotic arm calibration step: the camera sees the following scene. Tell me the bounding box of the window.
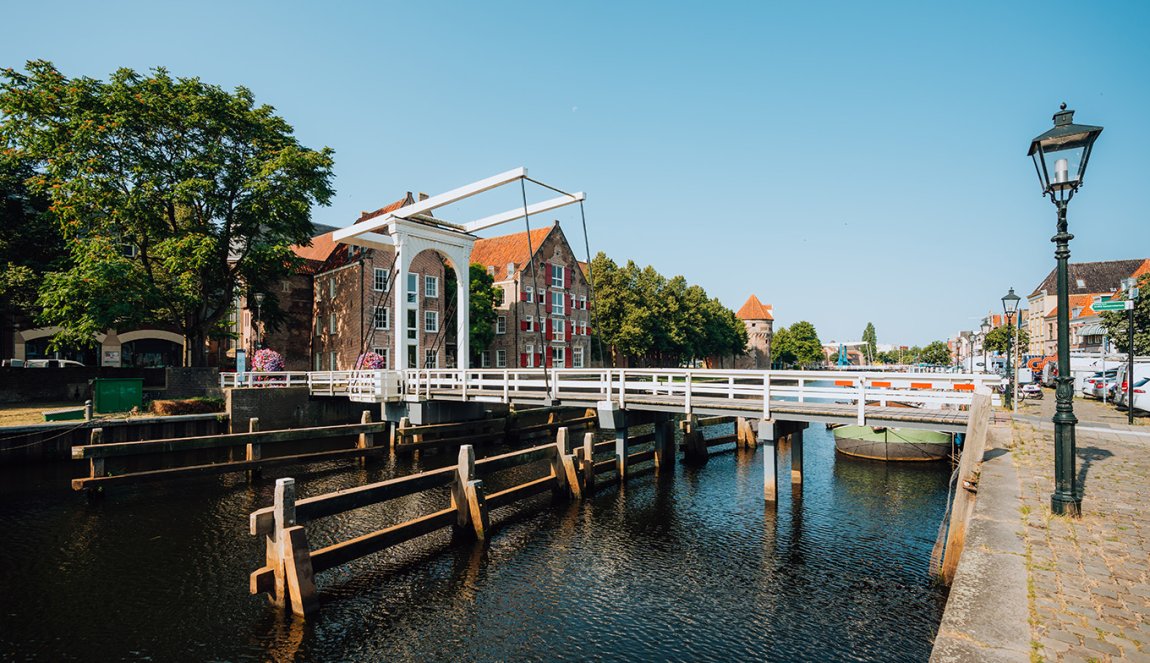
[407,272,418,304]
[496,349,507,368]
[329,313,337,334]
[526,316,534,332]
[315,315,321,336]
[378,348,390,369]
[525,344,534,367]
[552,317,564,341]
[551,264,565,288]
[496,315,507,334]
[552,291,564,316]
[495,287,505,306]
[538,289,546,304]
[481,351,491,368]
[573,346,584,368]
[374,268,389,292]
[580,295,587,310]
[425,275,439,298]
[329,351,337,370]
[408,346,417,369]
[525,285,533,303]
[425,310,439,333]
[552,346,565,365]
[329,278,336,300]
[407,309,418,340]
[373,306,389,330]
[314,353,322,370]
[282,281,291,293]
[424,349,438,368]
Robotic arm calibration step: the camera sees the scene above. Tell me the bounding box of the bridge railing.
[220,370,403,401]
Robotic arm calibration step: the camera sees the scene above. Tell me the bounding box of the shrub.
[357,352,386,370]
[252,348,285,372]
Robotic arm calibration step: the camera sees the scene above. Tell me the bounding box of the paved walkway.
[1012,392,1150,662]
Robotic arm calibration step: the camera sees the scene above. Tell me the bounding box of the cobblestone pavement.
[1013,391,1150,662]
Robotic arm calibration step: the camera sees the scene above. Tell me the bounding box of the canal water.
[0,425,951,661]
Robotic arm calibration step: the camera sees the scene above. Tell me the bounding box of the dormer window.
[1076,278,1086,288]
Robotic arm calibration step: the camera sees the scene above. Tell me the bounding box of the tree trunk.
[187,330,208,367]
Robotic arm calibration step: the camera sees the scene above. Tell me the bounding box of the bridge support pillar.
[763,439,777,503]
[653,413,675,472]
[615,424,629,481]
[682,415,707,464]
[791,429,804,485]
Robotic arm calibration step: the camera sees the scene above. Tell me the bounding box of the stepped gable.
[736,294,774,321]
[1029,259,1149,298]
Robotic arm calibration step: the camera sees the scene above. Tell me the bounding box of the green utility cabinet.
[91,378,144,413]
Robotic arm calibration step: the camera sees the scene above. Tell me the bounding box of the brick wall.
[0,367,166,403]
[164,367,221,399]
[225,386,375,432]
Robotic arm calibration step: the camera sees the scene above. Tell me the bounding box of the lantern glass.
[1002,287,1021,316]
[1028,106,1102,202]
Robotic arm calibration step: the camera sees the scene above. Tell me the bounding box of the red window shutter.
[537,352,543,366]
[565,295,571,316]
[520,353,527,367]
[521,319,528,332]
[565,350,573,368]
[521,290,527,302]
[542,262,550,286]
[546,319,552,340]
[566,320,572,339]
[564,265,571,289]
[546,352,554,368]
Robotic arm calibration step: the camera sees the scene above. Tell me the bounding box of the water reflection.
[0,425,949,661]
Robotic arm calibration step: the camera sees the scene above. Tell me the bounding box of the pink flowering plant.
[357,352,386,370]
[252,348,285,372]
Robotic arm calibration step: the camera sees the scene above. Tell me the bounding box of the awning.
[1078,323,1107,337]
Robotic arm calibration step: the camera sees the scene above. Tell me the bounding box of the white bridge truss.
[219,369,1002,433]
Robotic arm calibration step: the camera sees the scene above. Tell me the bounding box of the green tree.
[0,61,335,365]
[862,322,877,364]
[983,324,1030,355]
[0,158,64,325]
[1100,274,1150,355]
[774,321,823,368]
[467,263,498,365]
[920,340,952,365]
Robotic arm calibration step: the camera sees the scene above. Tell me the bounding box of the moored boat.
[833,425,951,461]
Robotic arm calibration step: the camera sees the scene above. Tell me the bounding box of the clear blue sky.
[4,1,1149,346]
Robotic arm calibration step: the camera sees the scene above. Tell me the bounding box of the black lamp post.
[1002,288,1021,408]
[981,318,991,372]
[1122,277,1139,426]
[253,292,265,351]
[1029,103,1103,517]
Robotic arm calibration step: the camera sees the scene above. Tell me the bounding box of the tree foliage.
[919,340,952,365]
[0,61,335,365]
[590,252,746,367]
[983,324,1030,355]
[1100,274,1150,355]
[468,263,498,363]
[862,322,876,363]
[773,321,823,368]
[0,158,63,319]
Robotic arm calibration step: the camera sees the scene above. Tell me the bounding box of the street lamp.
[1029,103,1103,517]
[981,317,991,373]
[1002,288,1021,408]
[1121,277,1139,425]
[253,292,266,351]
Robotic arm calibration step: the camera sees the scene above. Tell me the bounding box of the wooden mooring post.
[682,415,707,463]
[246,418,261,482]
[790,429,804,485]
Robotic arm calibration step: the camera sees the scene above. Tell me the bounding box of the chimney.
[419,192,430,201]
[507,262,516,277]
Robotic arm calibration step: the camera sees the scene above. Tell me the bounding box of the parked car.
[1020,383,1043,400]
[1116,377,1150,409]
[1081,371,1117,399]
[1131,381,1150,414]
[24,359,86,368]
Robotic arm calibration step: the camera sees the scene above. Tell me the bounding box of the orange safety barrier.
[834,380,854,387]
[954,384,975,392]
[871,381,892,388]
[910,382,933,390]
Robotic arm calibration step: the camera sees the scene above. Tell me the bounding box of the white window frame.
[538,289,546,304]
[374,268,389,292]
[551,264,564,288]
[373,306,389,330]
[329,351,337,370]
[496,315,507,334]
[282,281,291,293]
[425,275,439,298]
[573,346,584,368]
[525,315,534,332]
[525,344,535,367]
[424,310,439,333]
[407,309,418,341]
[496,287,506,306]
[481,351,490,368]
[424,348,438,368]
[552,317,564,341]
[496,349,507,368]
[580,295,587,310]
[329,277,336,299]
[525,285,533,303]
[329,313,337,334]
[379,348,389,369]
[407,272,418,304]
[551,291,564,316]
[552,346,565,365]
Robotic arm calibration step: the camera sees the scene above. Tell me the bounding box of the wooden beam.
[485,475,556,510]
[72,422,388,459]
[309,508,457,573]
[462,192,585,233]
[333,168,527,239]
[284,525,319,617]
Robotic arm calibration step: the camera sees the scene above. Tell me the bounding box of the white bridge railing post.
[762,373,771,420]
[857,377,866,425]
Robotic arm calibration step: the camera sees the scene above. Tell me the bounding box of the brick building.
[470,221,593,368]
[734,294,773,369]
[1027,259,1149,355]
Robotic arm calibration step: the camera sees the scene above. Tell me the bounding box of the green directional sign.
[1093,300,1131,311]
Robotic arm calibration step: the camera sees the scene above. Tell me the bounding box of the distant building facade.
[1027,259,1149,356]
[734,295,773,369]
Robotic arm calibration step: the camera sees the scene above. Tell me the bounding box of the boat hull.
[833,426,951,462]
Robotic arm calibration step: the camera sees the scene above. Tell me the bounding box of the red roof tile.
[469,226,555,277]
[736,295,774,321]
